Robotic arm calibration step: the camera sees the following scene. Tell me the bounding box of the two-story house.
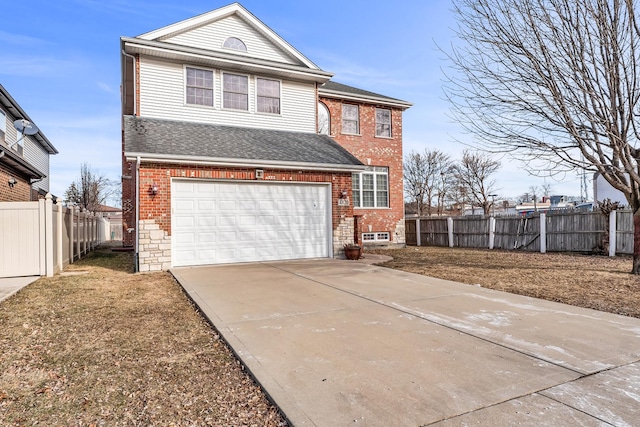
[0,84,57,202]
[120,3,410,272]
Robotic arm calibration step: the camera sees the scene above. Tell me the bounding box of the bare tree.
[404,149,453,216]
[444,0,640,273]
[542,183,554,197]
[64,163,116,212]
[453,150,501,215]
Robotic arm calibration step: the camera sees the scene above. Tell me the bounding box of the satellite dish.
[14,119,39,136]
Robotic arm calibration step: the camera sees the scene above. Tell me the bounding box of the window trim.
[222,37,247,52]
[222,71,250,111]
[362,232,391,242]
[341,104,360,135]
[184,65,215,108]
[255,76,281,115]
[375,107,392,138]
[352,166,389,209]
[318,102,330,134]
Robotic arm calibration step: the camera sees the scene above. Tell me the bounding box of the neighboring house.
[120,3,411,271]
[0,84,57,201]
[593,172,627,206]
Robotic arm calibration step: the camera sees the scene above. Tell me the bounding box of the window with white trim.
[223,73,249,110]
[342,104,359,134]
[362,232,390,242]
[318,102,330,134]
[256,78,280,114]
[0,109,5,142]
[185,67,213,106]
[375,108,391,137]
[222,37,247,52]
[352,166,389,208]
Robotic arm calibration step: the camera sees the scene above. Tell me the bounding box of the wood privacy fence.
[405,210,634,256]
[0,194,111,278]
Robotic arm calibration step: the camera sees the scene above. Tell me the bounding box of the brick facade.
[319,96,405,246]
[128,163,357,271]
[0,163,32,201]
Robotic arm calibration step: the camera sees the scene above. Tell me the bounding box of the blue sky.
[0,0,586,204]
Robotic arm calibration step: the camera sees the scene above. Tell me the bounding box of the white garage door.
[172,180,331,267]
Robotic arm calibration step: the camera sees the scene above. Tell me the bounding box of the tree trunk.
[633,211,640,274]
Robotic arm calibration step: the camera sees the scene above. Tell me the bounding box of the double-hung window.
[342,104,359,134]
[352,166,389,208]
[186,67,213,106]
[256,78,280,114]
[223,73,249,110]
[375,108,391,137]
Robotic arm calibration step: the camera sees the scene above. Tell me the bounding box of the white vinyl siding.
[23,138,50,192]
[0,109,6,142]
[160,14,299,65]
[139,57,316,132]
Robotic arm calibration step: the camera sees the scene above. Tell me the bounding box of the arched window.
[318,102,330,134]
[222,37,247,52]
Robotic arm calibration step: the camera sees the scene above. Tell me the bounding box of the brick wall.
[320,96,405,245]
[128,163,356,270]
[0,163,31,201]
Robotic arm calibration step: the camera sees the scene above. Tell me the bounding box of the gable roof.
[0,84,58,154]
[136,2,320,70]
[319,81,412,109]
[123,116,365,172]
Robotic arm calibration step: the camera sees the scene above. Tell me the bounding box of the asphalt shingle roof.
[319,81,411,106]
[124,116,364,168]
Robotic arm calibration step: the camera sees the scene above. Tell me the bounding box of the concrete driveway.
[172,259,640,426]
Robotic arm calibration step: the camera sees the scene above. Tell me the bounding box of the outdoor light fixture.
[8,177,17,188]
[255,169,264,179]
[340,189,348,198]
[150,182,158,196]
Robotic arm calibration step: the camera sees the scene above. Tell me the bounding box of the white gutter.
[318,90,413,109]
[121,49,137,116]
[135,156,140,272]
[124,152,366,172]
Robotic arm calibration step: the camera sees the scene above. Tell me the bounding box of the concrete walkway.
[0,276,38,303]
[172,259,640,426]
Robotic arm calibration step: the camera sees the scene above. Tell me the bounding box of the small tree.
[64,163,115,212]
[453,150,501,215]
[404,149,453,216]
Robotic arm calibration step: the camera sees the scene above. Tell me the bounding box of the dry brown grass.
[0,245,287,426]
[369,246,640,318]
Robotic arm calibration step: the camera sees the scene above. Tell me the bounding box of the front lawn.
[0,245,287,426]
[369,246,640,318]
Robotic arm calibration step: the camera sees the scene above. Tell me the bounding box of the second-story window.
[318,102,330,134]
[256,78,280,114]
[223,73,249,110]
[0,109,5,142]
[342,104,359,135]
[376,108,391,137]
[186,67,213,106]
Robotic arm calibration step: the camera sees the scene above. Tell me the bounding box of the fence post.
[416,218,421,246]
[609,210,617,257]
[489,217,496,249]
[69,206,74,264]
[448,217,454,247]
[56,198,63,272]
[38,197,46,275]
[540,213,547,253]
[44,194,54,277]
[83,211,88,255]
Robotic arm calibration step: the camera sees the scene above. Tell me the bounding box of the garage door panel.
[172,180,329,266]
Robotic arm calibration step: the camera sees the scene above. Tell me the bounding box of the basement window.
[362,232,390,242]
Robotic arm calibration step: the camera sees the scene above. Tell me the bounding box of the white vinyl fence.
[0,194,110,278]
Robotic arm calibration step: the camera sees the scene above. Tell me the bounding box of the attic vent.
[222,37,247,52]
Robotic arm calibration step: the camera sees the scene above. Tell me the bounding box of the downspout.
[121,49,137,116]
[135,156,140,272]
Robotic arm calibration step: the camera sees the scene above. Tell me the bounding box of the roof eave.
[122,38,333,83]
[124,152,366,173]
[0,85,58,154]
[319,89,412,109]
[0,147,47,180]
